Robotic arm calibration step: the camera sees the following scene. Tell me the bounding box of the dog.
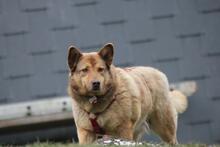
[67,43,195,144]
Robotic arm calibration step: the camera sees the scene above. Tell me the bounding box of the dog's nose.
[92,81,100,91]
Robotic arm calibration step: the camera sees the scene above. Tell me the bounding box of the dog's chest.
[74,105,124,134]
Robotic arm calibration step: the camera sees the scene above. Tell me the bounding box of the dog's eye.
[98,67,105,72]
[81,68,88,73]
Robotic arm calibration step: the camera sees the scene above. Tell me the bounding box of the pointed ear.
[98,43,114,67]
[68,46,82,72]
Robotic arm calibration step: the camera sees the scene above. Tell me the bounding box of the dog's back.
[119,66,188,114]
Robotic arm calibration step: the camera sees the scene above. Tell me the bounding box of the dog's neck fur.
[71,85,116,114]
[69,66,118,114]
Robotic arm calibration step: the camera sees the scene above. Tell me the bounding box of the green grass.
[1,142,220,147]
[24,142,220,147]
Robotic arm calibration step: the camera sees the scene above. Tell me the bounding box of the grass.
[2,142,216,147]
[1,140,220,147]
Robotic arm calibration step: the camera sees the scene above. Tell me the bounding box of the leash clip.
[89,96,98,104]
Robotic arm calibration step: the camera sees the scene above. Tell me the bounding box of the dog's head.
[68,43,114,97]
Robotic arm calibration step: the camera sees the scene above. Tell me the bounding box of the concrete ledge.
[0,81,196,129]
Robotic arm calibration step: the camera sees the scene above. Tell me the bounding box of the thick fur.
[170,90,188,113]
[67,43,191,144]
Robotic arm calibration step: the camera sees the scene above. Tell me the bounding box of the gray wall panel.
[1,0,21,13]
[20,0,49,11]
[48,0,79,28]
[206,77,220,99]
[51,30,78,51]
[31,53,55,74]
[183,80,212,125]
[0,0,2,14]
[130,42,156,66]
[0,59,3,77]
[0,79,9,103]
[148,0,178,17]
[179,56,208,81]
[189,123,213,143]
[123,0,150,20]
[201,14,220,54]
[26,32,53,53]
[177,118,192,143]
[5,35,28,57]
[7,77,32,103]
[206,56,220,78]
[75,25,104,47]
[52,51,68,73]
[176,0,197,14]
[173,13,203,36]
[74,1,100,25]
[30,74,59,99]
[211,120,220,143]
[3,55,33,78]
[97,0,125,22]
[55,73,68,96]
[1,13,28,34]
[210,101,220,143]
[196,0,220,12]
[153,18,175,37]
[153,38,182,60]
[26,11,50,32]
[125,19,155,42]
[0,36,6,57]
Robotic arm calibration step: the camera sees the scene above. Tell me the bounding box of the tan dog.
[67,43,193,144]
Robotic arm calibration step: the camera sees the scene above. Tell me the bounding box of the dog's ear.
[98,43,114,67]
[68,46,82,72]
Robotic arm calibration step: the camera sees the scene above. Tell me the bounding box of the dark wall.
[0,0,220,144]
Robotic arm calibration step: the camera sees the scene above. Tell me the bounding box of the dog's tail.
[170,90,188,113]
[170,81,197,114]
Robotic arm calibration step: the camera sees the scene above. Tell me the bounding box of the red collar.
[86,98,116,135]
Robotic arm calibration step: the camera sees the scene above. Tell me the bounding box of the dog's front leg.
[77,127,96,144]
[116,120,134,140]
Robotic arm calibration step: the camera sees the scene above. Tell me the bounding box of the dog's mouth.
[71,84,114,103]
[86,86,114,100]
[87,86,113,104]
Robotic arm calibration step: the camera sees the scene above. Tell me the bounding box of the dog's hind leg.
[149,103,178,144]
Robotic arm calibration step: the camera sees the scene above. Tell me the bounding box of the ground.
[21,142,219,147]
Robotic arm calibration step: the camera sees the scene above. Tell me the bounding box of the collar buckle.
[89,96,98,104]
